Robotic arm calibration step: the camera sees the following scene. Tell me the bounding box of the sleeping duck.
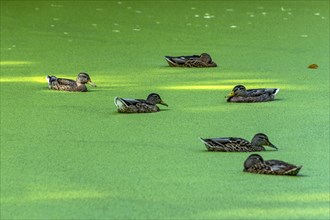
[243,154,302,176]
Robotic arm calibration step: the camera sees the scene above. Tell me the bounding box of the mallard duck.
[114,93,168,113]
[226,85,279,102]
[199,133,277,152]
[46,72,96,92]
[243,154,302,176]
[164,53,217,67]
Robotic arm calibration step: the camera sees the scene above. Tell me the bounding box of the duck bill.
[225,91,235,98]
[88,81,96,87]
[268,142,278,150]
[160,100,168,107]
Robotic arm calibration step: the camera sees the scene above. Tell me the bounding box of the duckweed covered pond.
[1,1,329,219]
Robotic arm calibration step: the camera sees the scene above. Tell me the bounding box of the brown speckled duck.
[200,133,277,152]
[114,93,168,113]
[164,53,217,67]
[244,154,302,176]
[46,72,96,92]
[226,85,279,102]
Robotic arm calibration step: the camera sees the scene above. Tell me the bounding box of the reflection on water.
[0,61,32,66]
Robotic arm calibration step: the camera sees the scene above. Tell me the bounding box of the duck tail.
[46,75,58,89]
[46,75,57,83]
[273,88,280,95]
[198,137,214,151]
[114,97,128,111]
[164,56,177,67]
[284,166,302,175]
[46,75,51,83]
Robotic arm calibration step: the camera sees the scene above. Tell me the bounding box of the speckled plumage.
[200,133,277,152]
[164,53,217,67]
[114,93,168,113]
[244,154,302,176]
[46,72,96,92]
[226,85,279,102]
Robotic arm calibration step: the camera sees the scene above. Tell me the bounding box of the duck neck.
[251,140,265,151]
[75,84,87,92]
[239,91,248,97]
[146,98,156,105]
[252,145,265,151]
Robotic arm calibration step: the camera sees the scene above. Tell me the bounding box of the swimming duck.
[226,85,279,102]
[114,93,168,113]
[46,72,96,92]
[200,133,277,152]
[243,154,302,176]
[164,53,217,67]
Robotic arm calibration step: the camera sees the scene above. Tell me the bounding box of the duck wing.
[265,160,302,175]
[56,78,77,86]
[200,137,251,152]
[164,55,200,66]
[246,88,280,97]
[114,97,149,108]
[121,98,147,106]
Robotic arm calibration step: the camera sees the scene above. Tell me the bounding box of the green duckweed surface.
[1,1,329,219]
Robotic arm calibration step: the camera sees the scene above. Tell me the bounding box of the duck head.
[226,85,247,98]
[147,93,168,106]
[251,133,277,150]
[77,72,96,87]
[200,53,212,63]
[244,154,264,170]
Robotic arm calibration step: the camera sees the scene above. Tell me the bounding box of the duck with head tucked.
[226,85,279,102]
[243,154,302,176]
[46,72,96,92]
[200,133,277,152]
[114,93,168,113]
[164,53,217,67]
